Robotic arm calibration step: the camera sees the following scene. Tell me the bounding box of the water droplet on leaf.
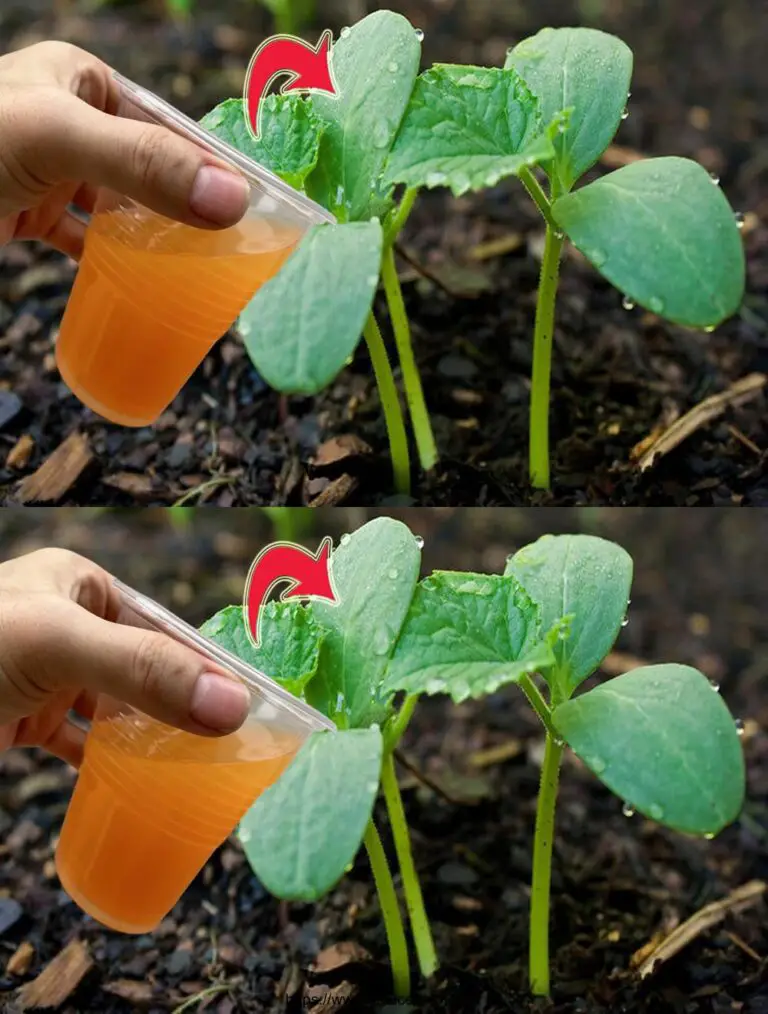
[704,832,715,840]
[373,122,390,149]
[588,248,607,268]
[239,827,252,844]
[340,26,351,38]
[414,28,425,41]
[340,533,351,546]
[735,718,745,737]
[649,296,664,314]
[621,615,629,627]
[704,324,716,334]
[622,295,635,311]
[388,568,399,579]
[622,802,635,818]
[415,536,425,548]
[388,61,399,73]
[649,803,664,821]
[590,756,606,774]
[709,172,720,185]
[709,679,720,692]
[735,211,745,229]
[621,107,629,121]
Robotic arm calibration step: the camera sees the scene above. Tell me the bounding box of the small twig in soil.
[393,748,475,806]
[727,423,763,457]
[725,930,764,964]
[635,373,767,472]
[634,880,767,979]
[173,476,235,506]
[468,739,524,768]
[393,243,469,298]
[171,982,235,1014]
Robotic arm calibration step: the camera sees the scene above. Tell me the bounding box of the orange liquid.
[55,208,300,426]
[55,714,298,933]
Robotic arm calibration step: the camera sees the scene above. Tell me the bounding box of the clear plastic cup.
[55,73,334,427]
[55,580,334,934]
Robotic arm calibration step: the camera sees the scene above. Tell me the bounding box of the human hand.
[0,549,251,767]
[0,41,250,258]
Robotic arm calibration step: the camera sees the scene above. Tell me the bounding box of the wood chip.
[635,374,767,472]
[312,434,372,469]
[15,432,92,504]
[17,939,93,1009]
[7,942,35,977]
[102,980,154,1004]
[469,740,523,768]
[467,232,524,261]
[102,472,155,499]
[312,941,371,973]
[6,434,34,470]
[634,880,766,979]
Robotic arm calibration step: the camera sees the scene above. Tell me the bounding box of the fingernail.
[189,166,250,226]
[191,672,250,732]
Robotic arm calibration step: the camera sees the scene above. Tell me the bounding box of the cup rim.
[113,72,336,228]
[113,579,336,734]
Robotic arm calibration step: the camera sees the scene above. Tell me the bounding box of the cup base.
[56,353,160,428]
[56,854,160,935]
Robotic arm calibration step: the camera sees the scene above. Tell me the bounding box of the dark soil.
[0,0,767,506]
[0,507,766,1013]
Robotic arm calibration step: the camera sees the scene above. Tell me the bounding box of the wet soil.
[0,506,766,1013]
[0,1,766,506]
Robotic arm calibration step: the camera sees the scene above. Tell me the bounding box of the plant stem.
[380,753,438,978]
[381,248,438,472]
[529,225,564,490]
[517,674,555,735]
[384,188,419,249]
[363,819,411,998]
[363,312,411,495]
[529,732,565,996]
[383,693,419,755]
[518,167,557,230]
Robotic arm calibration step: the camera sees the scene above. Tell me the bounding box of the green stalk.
[519,167,557,230]
[529,225,564,490]
[384,693,419,755]
[384,188,419,250]
[363,312,411,495]
[363,819,411,998]
[529,732,565,996]
[381,247,438,472]
[517,674,555,736]
[381,753,438,978]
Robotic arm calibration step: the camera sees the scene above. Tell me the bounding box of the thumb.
[0,594,251,735]
[12,89,251,229]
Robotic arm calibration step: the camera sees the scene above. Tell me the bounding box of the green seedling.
[201,524,744,998]
[388,532,744,996]
[386,27,746,488]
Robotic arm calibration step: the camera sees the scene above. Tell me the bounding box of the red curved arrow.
[244,536,338,647]
[244,30,337,140]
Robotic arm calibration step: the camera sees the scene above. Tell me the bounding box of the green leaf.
[505,534,633,695]
[552,664,745,836]
[304,11,422,221]
[552,157,746,327]
[200,95,323,191]
[200,601,324,697]
[239,220,382,394]
[306,518,422,728]
[384,65,559,197]
[384,571,554,702]
[240,726,382,900]
[505,27,632,192]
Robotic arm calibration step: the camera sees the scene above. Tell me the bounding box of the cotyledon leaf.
[505,26,633,192]
[552,664,746,836]
[552,157,746,327]
[239,726,383,900]
[306,517,422,728]
[505,534,633,696]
